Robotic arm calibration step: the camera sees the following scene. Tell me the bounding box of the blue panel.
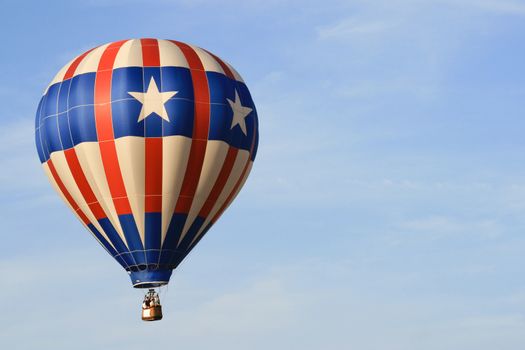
[98,218,136,268]
[69,73,96,106]
[241,107,257,151]
[118,214,146,265]
[87,223,119,257]
[109,67,197,139]
[35,130,45,163]
[143,68,161,88]
[208,103,231,142]
[177,216,205,251]
[188,221,213,251]
[160,66,194,101]
[111,67,143,100]
[39,125,50,161]
[207,71,235,105]
[98,219,128,253]
[57,113,73,150]
[145,212,162,265]
[228,110,255,152]
[35,98,44,130]
[36,95,51,161]
[163,99,194,137]
[43,115,62,153]
[43,83,60,117]
[207,78,258,152]
[69,106,97,144]
[129,269,173,288]
[158,213,187,266]
[145,115,163,137]
[112,99,145,138]
[251,121,259,161]
[120,252,140,271]
[58,79,71,114]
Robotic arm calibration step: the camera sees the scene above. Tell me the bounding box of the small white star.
[128,77,178,122]
[227,90,252,135]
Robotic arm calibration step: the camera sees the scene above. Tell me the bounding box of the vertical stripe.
[141,38,160,67]
[158,39,189,68]
[160,136,192,244]
[169,40,211,216]
[141,38,163,265]
[49,152,111,246]
[99,141,132,214]
[190,45,226,76]
[74,43,110,77]
[114,39,143,69]
[210,159,254,225]
[199,146,238,217]
[94,40,132,216]
[145,138,163,212]
[115,137,145,243]
[179,141,229,243]
[75,142,127,244]
[189,149,249,247]
[64,148,106,220]
[93,41,145,263]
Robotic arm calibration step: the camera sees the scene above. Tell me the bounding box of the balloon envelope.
[35,39,258,287]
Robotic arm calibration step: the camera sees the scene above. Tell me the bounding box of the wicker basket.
[142,305,163,321]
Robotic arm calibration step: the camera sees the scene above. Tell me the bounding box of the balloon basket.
[141,288,163,321]
[142,305,163,321]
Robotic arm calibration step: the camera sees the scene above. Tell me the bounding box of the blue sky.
[1,0,525,348]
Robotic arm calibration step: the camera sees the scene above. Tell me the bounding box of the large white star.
[227,90,252,135]
[128,77,178,122]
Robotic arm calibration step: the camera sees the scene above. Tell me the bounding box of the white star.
[128,77,178,122]
[227,90,252,135]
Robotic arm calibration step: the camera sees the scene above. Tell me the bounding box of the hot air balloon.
[34,39,259,321]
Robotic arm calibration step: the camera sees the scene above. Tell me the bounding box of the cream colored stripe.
[48,151,116,249]
[189,150,250,246]
[74,142,127,248]
[158,39,190,68]
[43,57,75,95]
[74,43,110,76]
[190,45,225,74]
[161,136,192,244]
[115,136,146,245]
[229,161,254,204]
[114,39,143,69]
[42,162,76,214]
[178,140,229,246]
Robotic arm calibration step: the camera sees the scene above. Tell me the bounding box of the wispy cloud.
[317,17,397,40]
